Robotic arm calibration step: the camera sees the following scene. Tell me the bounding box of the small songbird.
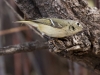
[15,18,83,38]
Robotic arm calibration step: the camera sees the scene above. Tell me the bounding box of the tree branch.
[0,41,48,55]
[6,0,100,74]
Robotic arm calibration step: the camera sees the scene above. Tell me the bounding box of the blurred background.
[0,0,99,75]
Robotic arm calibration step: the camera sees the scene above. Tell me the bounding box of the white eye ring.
[76,22,80,26]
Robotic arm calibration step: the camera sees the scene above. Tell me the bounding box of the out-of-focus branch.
[0,26,28,36]
[0,41,48,55]
[4,0,43,38]
[4,0,23,20]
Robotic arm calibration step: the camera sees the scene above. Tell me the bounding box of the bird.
[15,18,83,38]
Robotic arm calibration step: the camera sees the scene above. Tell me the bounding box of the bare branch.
[0,41,48,55]
[0,26,28,36]
[4,0,23,20]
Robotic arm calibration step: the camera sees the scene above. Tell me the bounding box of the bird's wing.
[33,18,70,28]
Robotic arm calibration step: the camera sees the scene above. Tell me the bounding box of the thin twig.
[4,0,43,38]
[4,0,23,20]
[0,26,29,36]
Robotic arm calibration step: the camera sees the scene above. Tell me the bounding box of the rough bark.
[8,0,100,74]
[0,41,48,55]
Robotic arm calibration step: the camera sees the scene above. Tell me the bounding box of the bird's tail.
[14,21,39,28]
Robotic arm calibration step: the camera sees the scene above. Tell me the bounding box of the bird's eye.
[77,22,80,26]
[76,22,80,26]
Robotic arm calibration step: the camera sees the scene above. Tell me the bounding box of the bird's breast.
[37,25,67,38]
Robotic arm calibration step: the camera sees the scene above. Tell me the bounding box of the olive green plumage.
[15,18,83,38]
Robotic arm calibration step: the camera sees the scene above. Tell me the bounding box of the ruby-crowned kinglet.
[15,18,83,38]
